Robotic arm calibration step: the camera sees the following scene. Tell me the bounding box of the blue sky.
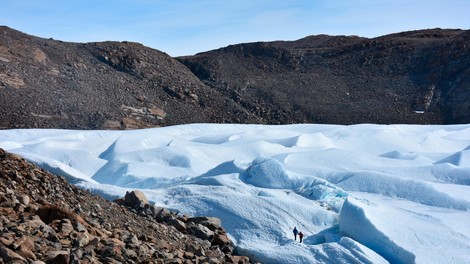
[2,0,469,56]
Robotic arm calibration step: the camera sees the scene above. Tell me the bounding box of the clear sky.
[1,0,469,56]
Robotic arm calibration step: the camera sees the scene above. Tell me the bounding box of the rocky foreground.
[0,148,253,264]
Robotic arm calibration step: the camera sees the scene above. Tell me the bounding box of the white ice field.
[1,123,469,263]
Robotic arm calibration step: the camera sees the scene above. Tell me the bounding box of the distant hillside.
[1,26,469,129]
[0,26,260,129]
[179,29,470,125]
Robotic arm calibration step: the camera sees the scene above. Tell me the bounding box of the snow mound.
[241,157,291,189]
[380,150,419,160]
[437,148,470,167]
[339,197,416,263]
[329,171,470,210]
[340,195,470,264]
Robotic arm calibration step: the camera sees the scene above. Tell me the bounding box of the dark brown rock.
[213,233,231,246]
[36,204,88,228]
[46,251,70,264]
[123,190,149,208]
[16,236,36,260]
[0,244,27,262]
[169,216,187,232]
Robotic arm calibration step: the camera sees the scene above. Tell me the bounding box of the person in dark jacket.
[293,227,298,241]
[299,231,304,243]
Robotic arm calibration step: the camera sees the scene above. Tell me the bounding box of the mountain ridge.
[1,26,469,129]
[178,27,470,124]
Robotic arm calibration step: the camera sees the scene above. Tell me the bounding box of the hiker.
[293,227,298,241]
[299,231,304,243]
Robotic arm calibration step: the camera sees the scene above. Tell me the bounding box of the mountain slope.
[0,26,260,129]
[178,29,470,124]
[1,26,469,129]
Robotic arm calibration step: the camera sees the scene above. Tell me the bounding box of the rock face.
[1,26,469,129]
[0,148,254,263]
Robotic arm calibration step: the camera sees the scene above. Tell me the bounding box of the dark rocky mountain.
[0,148,253,263]
[179,29,470,125]
[0,26,260,129]
[1,26,469,129]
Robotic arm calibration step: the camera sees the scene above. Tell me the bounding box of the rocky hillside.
[0,26,469,129]
[179,29,470,124]
[0,148,253,263]
[0,26,260,129]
